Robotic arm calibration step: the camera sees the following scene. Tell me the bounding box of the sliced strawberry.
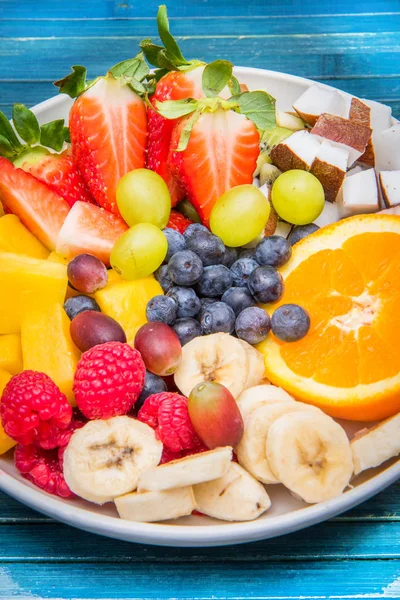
[147,67,205,206]
[69,76,147,215]
[166,210,193,234]
[18,149,94,208]
[0,157,70,250]
[56,201,128,265]
[168,110,260,227]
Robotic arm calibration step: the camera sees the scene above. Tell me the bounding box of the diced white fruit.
[275,221,293,238]
[313,201,341,227]
[115,487,196,522]
[338,169,379,217]
[310,140,349,202]
[311,114,371,167]
[374,124,400,172]
[270,130,321,172]
[276,111,305,131]
[351,413,400,476]
[293,84,351,125]
[379,171,400,207]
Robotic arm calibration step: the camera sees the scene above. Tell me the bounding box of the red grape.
[70,311,127,352]
[134,322,182,376]
[67,254,108,294]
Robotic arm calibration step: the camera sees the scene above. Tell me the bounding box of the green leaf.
[54,65,87,98]
[177,109,201,151]
[109,54,149,81]
[12,103,40,145]
[233,91,276,130]
[156,49,180,72]
[127,78,146,95]
[63,127,71,143]
[40,119,65,151]
[157,5,188,66]
[0,111,22,149]
[229,75,241,96]
[202,60,233,98]
[154,98,199,120]
[0,134,15,158]
[140,39,164,68]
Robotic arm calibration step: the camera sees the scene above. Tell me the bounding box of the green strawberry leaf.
[202,60,233,98]
[0,134,15,158]
[157,5,188,67]
[63,127,71,143]
[12,103,40,145]
[127,77,147,95]
[109,53,149,81]
[0,110,22,149]
[232,90,276,131]
[54,65,87,98]
[177,109,201,151]
[40,119,65,151]
[139,39,165,68]
[229,75,241,96]
[154,98,199,120]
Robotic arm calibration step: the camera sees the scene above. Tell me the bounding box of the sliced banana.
[193,463,271,521]
[63,417,163,504]
[174,333,249,398]
[115,487,196,522]
[236,384,295,420]
[238,340,266,390]
[351,413,400,476]
[267,411,353,503]
[137,446,232,492]
[236,402,319,484]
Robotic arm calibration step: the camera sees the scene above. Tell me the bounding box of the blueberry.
[221,286,255,316]
[199,297,218,311]
[167,286,201,318]
[221,246,238,268]
[271,304,310,342]
[154,264,174,293]
[230,258,259,287]
[146,295,177,325]
[238,248,258,262]
[287,224,320,246]
[235,307,271,345]
[168,250,203,286]
[256,236,292,268]
[135,371,167,412]
[248,266,284,303]
[173,317,202,345]
[195,265,233,297]
[200,301,236,335]
[186,231,225,266]
[183,223,210,242]
[163,228,186,263]
[64,295,101,320]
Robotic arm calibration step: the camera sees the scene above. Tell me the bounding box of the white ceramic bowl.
[0,67,399,547]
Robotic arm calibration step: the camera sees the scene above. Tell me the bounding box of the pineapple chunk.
[0,334,23,374]
[0,369,15,455]
[95,276,163,344]
[0,214,49,259]
[21,303,80,405]
[0,251,68,334]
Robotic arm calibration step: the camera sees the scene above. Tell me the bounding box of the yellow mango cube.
[0,251,68,334]
[95,276,163,344]
[0,369,15,455]
[0,334,23,374]
[21,303,80,405]
[0,214,49,259]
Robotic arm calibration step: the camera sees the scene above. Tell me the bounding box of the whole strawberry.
[73,342,146,420]
[0,371,72,448]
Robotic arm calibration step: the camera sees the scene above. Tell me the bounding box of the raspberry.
[15,444,73,498]
[73,342,145,420]
[161,439,208,464]
[138,392,199,453]
[0,371,72,448]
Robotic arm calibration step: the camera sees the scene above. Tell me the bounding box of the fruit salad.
[0,5,399,524]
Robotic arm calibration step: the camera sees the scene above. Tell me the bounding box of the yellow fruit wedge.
[0,369,15,455]
[0,214,49,259]
[21,303,80,406]
[0,251,68,334]
[95,276,163,344]
[0,334,23,374]
[0,201,4,218]
[47,251,68,265]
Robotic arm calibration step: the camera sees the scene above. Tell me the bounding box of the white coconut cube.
[374,125,400,172]
[270,130,321,172]
[310,141,349,202]
[293,84,351,125]
[363,99,392,131]
[314,201,341,227]
[379,171,400,207]
[338,169,379,217]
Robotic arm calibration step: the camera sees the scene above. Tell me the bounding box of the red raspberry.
[160,439,208,464]
[0,371,72,448]
[166,210,193,234]
[138,392,199,453]
[15,444,73,498]
[73,342,145,420]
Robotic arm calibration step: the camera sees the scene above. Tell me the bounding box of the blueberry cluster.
[149,224,311,346]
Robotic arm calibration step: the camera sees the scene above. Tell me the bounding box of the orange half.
[258,214,400,421]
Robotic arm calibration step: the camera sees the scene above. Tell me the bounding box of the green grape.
[110,223,168,280]
[210,184,270,247]
[116,168,171,228]
[176,199,201,223]
[271,170,325,225]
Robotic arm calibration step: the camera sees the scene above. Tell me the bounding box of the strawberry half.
[0,157,70,250]
[166,210,194,234]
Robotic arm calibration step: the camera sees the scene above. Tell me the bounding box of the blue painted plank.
[1,560,400,599]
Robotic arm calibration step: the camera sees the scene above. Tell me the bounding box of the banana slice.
[351,413,400,476]
[115,487,196,522]
[138,446,232,492]
[267,411,353,503]
[236,384,295,420]
[193,463,271,521]
[174,333,249,398]
[236,402,319,484]
[63,417,163,504]
[238,340,266,390]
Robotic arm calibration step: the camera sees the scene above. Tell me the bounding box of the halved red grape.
[67,254,108,294]
[134,322,182,376]
[70,311,126,352]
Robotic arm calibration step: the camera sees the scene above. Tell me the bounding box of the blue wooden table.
[1,1,400,597]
